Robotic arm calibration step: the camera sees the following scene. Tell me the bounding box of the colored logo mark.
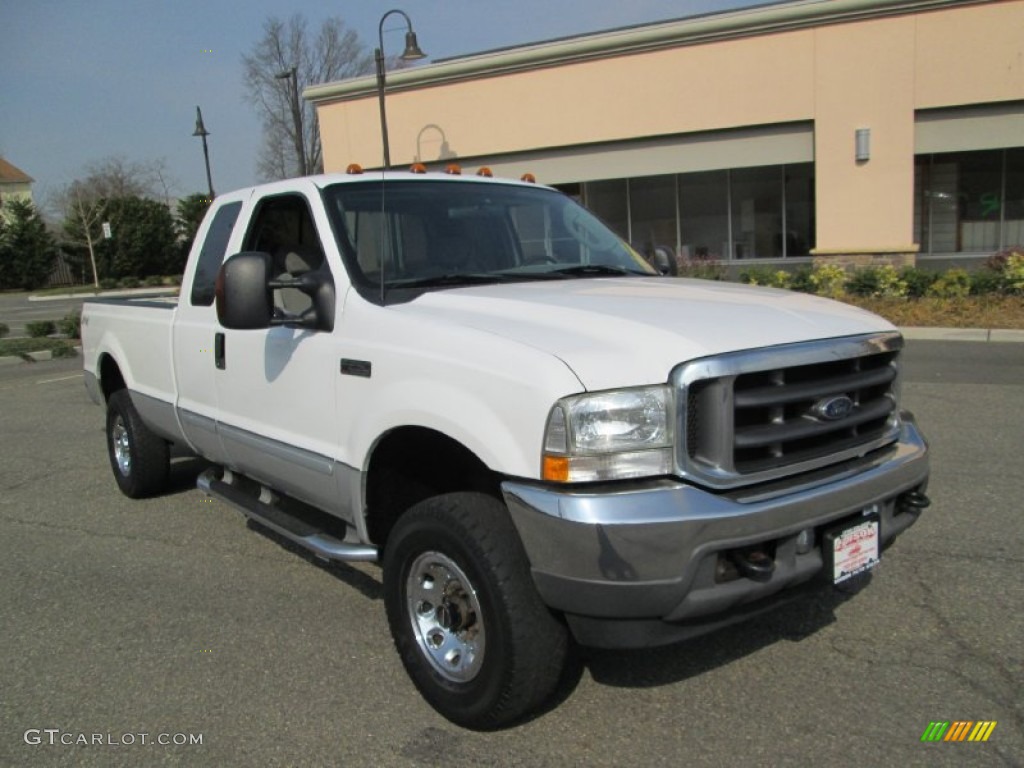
[921,721,997,742]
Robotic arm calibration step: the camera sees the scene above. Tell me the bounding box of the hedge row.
[725,248,1024,299]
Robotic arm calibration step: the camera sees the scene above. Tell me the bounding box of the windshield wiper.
[390,273,519,290]
[549,265,648,277]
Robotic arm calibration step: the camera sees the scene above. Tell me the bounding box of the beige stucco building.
[308,0,1024,267]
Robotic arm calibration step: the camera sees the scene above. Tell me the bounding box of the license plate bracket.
[824,512,880,585]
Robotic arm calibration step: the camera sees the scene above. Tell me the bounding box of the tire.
[383,492,569,729]
[106,389,169,498]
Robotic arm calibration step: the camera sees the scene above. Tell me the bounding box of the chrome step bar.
[198,468,378,563]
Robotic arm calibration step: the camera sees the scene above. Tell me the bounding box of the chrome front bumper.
[502,416,929,649]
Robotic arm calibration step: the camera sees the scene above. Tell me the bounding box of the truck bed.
[82,296,179,408]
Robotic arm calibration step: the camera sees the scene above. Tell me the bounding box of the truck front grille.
[672,334,903,489]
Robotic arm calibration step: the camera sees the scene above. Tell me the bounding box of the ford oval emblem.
[812,395,855,421]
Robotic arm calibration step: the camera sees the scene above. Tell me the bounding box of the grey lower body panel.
[130,391,188,446]
[502,417,929,649]
[83,370,104,406]
[207,418,360,527]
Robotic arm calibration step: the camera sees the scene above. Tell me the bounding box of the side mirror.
[216,251,274,329]
[215,250,336,332]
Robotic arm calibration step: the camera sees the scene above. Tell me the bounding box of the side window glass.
[243,195,329,318]
[190,202,242,306]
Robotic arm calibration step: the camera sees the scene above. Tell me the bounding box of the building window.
[915,148,1024,254]
[678,170,730,260]
[730,166,783,259]
[629,175,677,255]
[585,179,629,241]
[582,162,814,261]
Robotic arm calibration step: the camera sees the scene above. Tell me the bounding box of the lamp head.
[192,106,209,137]
[401,30,426,60]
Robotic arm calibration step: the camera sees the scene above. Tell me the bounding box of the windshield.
[321,180,655,303]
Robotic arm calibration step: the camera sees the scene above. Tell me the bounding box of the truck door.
[211,191,344,517]
[172,197,244,464]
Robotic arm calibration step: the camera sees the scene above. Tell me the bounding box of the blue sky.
[0,0,774,209]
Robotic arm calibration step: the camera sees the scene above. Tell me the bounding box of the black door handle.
[215,332,225,370]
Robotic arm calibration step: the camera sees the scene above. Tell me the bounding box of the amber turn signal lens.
[542,455,569,483]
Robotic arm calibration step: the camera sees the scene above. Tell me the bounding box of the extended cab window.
[191,202,242,306]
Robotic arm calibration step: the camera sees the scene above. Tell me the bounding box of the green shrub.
[845,265,908,298]
[899,267,940,298]
[969,269,1004,296]
[57,309,82,339]
[99,278,118,290]
[1004,251,1024,294]
[788,266,815,293]
[118,276,141,289]
[927,268,971,298]
[0,323,8,339]
[26,320,56,338]
[143,275,165,287]
[810,262,848,299]
[739,267,791,289]
[51,342,78,359]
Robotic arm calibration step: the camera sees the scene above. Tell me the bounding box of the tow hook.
[898,490,931,514]
[730,548,775,582]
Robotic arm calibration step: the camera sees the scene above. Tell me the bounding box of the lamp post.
[275,67,307,177]
[191,106,214,200]
[375,9,426,169]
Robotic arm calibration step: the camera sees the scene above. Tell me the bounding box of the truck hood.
[394,277,897,391]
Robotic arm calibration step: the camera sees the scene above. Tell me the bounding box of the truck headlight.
[542,385,674,482]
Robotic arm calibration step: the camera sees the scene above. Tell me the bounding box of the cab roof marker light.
[409,162,428,174]
[477,167,493,177]
[445,163,462,175]
[521,173,536,183]
[346,163,364,175]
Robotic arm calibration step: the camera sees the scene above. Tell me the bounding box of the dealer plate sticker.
[832,518,880,584]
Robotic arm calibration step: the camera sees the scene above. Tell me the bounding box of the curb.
[900,327,1024,343]
[0,345,82,367]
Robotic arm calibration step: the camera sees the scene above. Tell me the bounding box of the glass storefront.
[582,163,815,261]
[915,148,1024,254]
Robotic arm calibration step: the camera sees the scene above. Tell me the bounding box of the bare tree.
[243,14,374,180]
[56,180,105,288]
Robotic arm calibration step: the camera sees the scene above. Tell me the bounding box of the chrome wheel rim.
[406,551,485,683]
[112,415,131,476]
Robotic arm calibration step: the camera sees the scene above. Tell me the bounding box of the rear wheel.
[383,492,568,729]
[106,389,169,498]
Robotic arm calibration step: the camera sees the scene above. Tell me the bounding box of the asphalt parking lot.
[1,340,1021,767]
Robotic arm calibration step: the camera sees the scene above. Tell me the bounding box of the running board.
[198,469,378,563]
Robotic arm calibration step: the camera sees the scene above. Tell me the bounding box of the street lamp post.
[275,67,307,177]
[375,10,426,169]
[191,106,214,200]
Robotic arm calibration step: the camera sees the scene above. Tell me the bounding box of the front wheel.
[106,389,169,498]
[383,492,568,729]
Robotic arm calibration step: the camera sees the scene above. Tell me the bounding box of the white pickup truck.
[83,170,930,728]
